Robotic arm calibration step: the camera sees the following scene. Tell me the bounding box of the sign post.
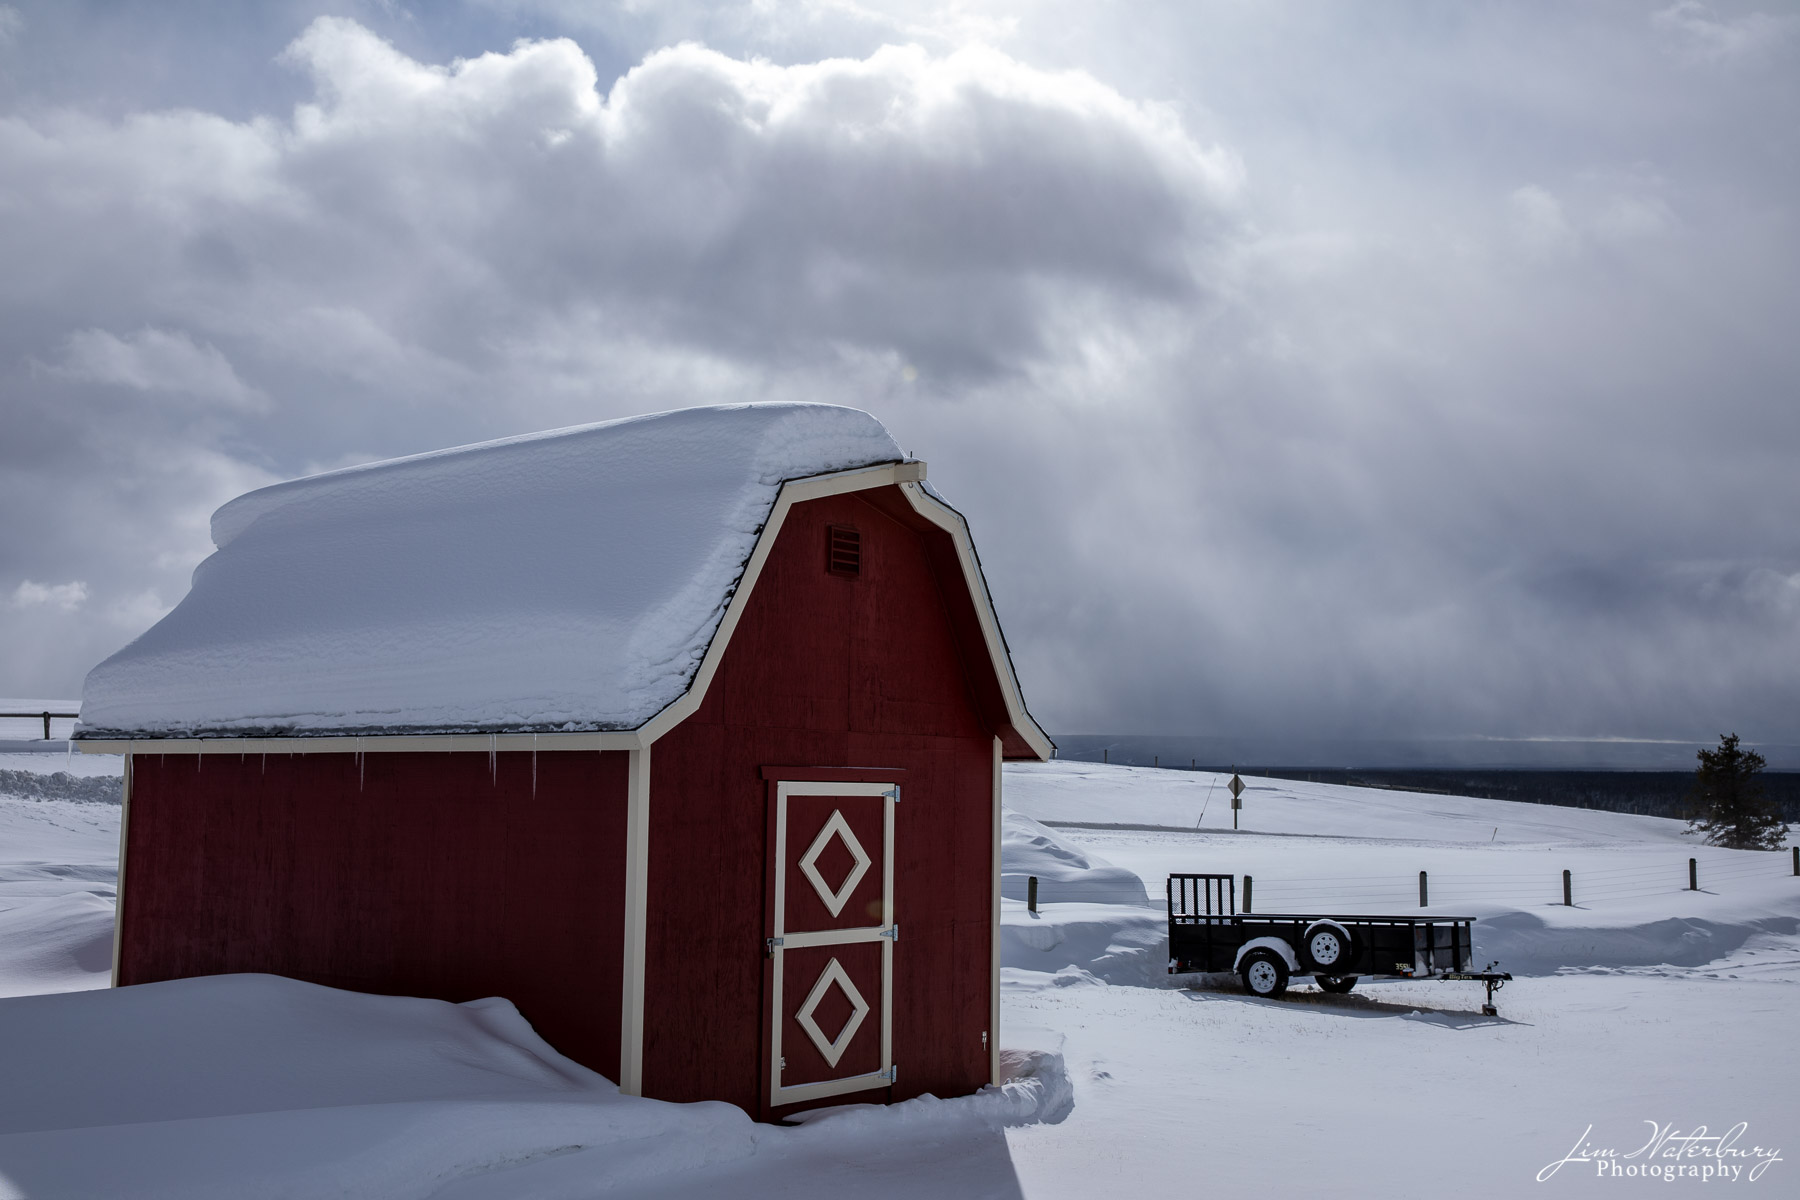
[1228,771,1244,830]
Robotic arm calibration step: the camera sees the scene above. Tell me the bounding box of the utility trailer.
[1167,873,1512,1015]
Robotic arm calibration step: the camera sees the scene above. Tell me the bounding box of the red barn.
[76,403,1051,1118]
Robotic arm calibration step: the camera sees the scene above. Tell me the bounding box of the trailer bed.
[1166,873,1511,1012]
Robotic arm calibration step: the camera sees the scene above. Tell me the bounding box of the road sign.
[1229,772,1244,828]
[1228,774,1244,798]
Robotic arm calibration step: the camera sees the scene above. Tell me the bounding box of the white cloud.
[271,20,1238,375]
[12,580,88,612]
[1653,2,1799,61]
[103,588,172,632]
[1507,185,1576,256]
[0,20,1241,394]
[47,328,271,411]
[0,6,21,49]
[1593,193,1675,240]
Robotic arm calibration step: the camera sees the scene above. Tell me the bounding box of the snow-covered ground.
[1001,763,1798,1193]
[0,754,120,1000]
[1,753,1794,1196]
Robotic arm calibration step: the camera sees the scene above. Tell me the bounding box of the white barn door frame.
[768,779,897,1108]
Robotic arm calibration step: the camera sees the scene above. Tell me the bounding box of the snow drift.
[0,892,114,1000]
[0,776,119,1000]
[77,403,903,737]
[0,974,758,1200]
[1001,810,1150,906]
[0,971,1067,1200]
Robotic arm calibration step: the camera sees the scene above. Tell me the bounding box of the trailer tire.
[1239,948,1289,998]
[1315,975,1358,994]
[1301,922,1357,973]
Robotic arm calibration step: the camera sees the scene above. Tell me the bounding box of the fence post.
[1243,875,1253,914]
[1793,846,1798,877]
[1027,876,1038,914]
[1103,748,1108,764]
[1563,869,1572,907]
[41,711,51,740]
[1689,858,1698,891]
[1419,870,1428,908]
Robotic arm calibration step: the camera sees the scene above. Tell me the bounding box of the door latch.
[765,936,784,957]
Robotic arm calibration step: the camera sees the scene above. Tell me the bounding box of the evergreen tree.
[1686,734,1787,851]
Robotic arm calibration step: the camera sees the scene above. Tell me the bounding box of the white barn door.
[768,780,897,1109]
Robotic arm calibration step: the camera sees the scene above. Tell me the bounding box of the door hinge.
[880,925,899,941]
[884,1064,898,1083]
[886,786,901,802]
[779,1056,786,1072]
[765,936,784,957]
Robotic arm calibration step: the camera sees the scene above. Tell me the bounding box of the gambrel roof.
[77,403,1051,758]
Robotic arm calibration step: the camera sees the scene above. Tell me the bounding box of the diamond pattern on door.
[797,809,872,918]
[794,957,870,1068]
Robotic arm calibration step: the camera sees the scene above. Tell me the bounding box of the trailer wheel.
[1239,949,1289,998]
[1315,975,1359,994]
[1301,922,1357,973]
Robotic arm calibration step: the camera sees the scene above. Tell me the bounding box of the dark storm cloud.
[2,1,1797,754]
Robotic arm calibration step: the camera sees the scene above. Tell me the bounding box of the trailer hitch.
[1440,961,1512,1016]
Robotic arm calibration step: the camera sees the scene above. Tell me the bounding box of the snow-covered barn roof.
[76,403,1049,755]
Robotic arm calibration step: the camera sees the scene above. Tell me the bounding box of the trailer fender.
[1234,936,1300,975]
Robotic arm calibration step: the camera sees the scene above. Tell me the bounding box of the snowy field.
[1001,764,1798,1194]
[1,754,1794,1196]
[0,755,119,1000]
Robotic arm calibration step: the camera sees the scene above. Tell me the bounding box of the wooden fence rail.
[0,711,80,740]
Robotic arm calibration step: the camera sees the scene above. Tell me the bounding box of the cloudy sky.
[3,0,1797,755]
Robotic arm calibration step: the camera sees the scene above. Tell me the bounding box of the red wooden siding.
[120,749,630,1079]
[643,488,997,1115]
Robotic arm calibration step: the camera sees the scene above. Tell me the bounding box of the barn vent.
[827,525,861,577]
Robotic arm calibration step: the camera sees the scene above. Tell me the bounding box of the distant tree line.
[1217,766,1800,824]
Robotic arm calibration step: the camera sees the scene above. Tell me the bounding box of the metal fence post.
[1563,869,1572,907]
[1027,876,1038,914]
[1419,870,1428,908]
[1689,858,1698,891]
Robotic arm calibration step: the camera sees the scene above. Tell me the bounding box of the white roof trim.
[895,481,1054,760]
